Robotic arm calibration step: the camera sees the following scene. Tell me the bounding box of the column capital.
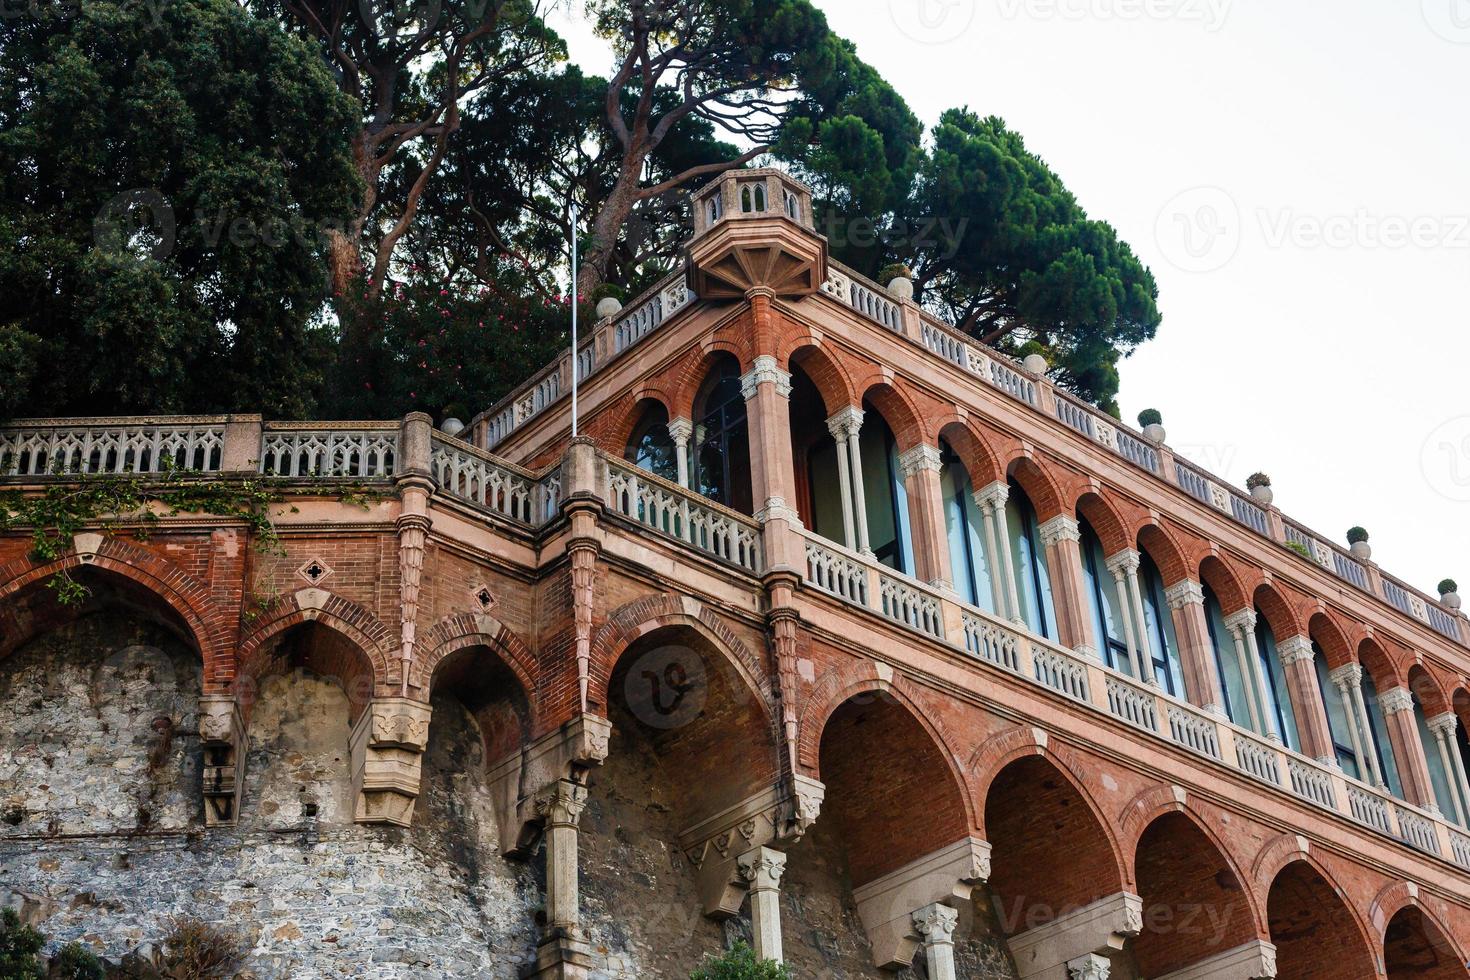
[737,846,788,892]
[1066,952,1111,980]
[1328,662,1364,687]
[898,443,944,478]
[1037,514,1081,548]
[1277,634,1315,666]
[1104,548,1140,577]
[1222,607,1258,635]
[535,778,589,828]
[740,354,792,400]
[972,479,1009,512]
[1378,685,1415,716]
[827,404,864,439]
[911,902,958,944]
[1427,711,1462,738]
[1164,579,1204,609]
[666,416,693,443]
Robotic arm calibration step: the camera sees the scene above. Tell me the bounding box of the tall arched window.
[1412,690,1458,821]
[858,406,913,574]
[1079,518,1130,673]
[1006,481,1055,640]
[1314,648,1363,778]
[692,357,752,514]
[1203,585,1253,728]
[940,444,997,616]
[788,366,843,541]
[1254,613,1300,752]
[1361,672,1404,798]
[1138,552,1185,697]
[625,401,677,483]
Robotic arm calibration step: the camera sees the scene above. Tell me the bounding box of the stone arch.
[1253,581,1305,639]
[1265,856,1379,980]
[0,538,222,678]
[1358,636,1405,691]
[858,378,926,452]
[235,587,394,722]
[669,342,746,420]
[1199,553,1250,613]
[1408,663,1451,718]
[786,341,857,417]
[610,394,675,462]
[1453,685,1470,729]
[936,417,1005,488]
[419,613,537,769]
[1309,610,1355,670]
[1075,488,1132,556]
[1137,520,1191,586]
[588,592,774,727]
[416,611,538,706]
[1372,883,1468,980]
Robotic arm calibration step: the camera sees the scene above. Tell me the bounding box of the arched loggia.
[1266,860,1376,978]
[1383,903,1466,979]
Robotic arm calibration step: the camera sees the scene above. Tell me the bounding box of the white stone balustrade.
[259,425,398,478]
[606,458,761,574]
[0,420,227,475]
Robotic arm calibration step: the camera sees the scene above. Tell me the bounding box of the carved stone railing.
[1396,805,1442,856]
[1234,730,1283,786]
[1106,674,1159,732]
[1452,829,1470,869]
[1167,704,1222,760]
[1288,757,1338,810]
[1032,645,1089,702]
[962,612,1021,671]
[605,458,761,574]
[258,424,398,478]
[804,538,870,605]
[0,419,226,475]
[431,435,556,525]
[1348,784,1393,834]
[879,573,944,638]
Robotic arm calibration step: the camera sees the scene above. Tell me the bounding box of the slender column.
[1276,636,1335,763]
[1224,609,1273,738]
[1037,515,1098,659]
[1380,686,1436,810]
[1331,664,1380,787]
[1428,713,1470,826]
[1067,952,1111,979]
[832,406,872,556]
[975,481,1022,623]
[1165,580,1226,715]
[1219,612,1264,733]
[976,488,1008,617]
[738,847,787,964]
[1103,550,1144,679]
[667,416,693,488]
[911,904,958,980]
[898,444,953,589]
[1119,551,1158,685]
[825,413,856,549]
[538,778,589,934]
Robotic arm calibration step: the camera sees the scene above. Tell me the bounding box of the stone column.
[974,481,1022,623]
[1380,686,1436,809]
[831,406,872,555]
[1037,515,1098,659]
[667,416,693,488]
[1330,664,1381,787]
[1067,953,1111,980]
[825,412,857,550]
[898,444,953,590]
[912,904,959,980]
[1428,713,1470,826]
[740,346,803,573]
[538,778,590,935]
[1103,550,1147,681]
[350,697,433,826]
[737,846,787,963]
[1165,580,1226,715]
[1276,636,1335,764]
[1224,609,1271,737]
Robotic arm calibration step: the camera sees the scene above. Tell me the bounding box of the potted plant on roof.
[1439,579,1461,610]
[1138,409,1166,445]
[1246,472,1273,506]
[1347,526,1371,560]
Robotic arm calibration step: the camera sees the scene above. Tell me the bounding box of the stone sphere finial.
[595,296,623,319]
[441,417,465,437]
[886,276,914,301]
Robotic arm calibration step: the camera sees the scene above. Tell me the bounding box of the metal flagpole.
[570,201,579,438]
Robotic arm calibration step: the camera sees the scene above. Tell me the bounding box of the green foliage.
[1438,579,1457,595]
[1285,540,1312,560]
[1137,408,1163,427]
[50,942,105,980]
[1346,526,1369,544]
[1246,472,1271,489]
[0,0,359,421]
[689,942,790,980]
[0,908,45,980]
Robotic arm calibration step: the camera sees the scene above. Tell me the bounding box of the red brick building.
[2,169,1468,979]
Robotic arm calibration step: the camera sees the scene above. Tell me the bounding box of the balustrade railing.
[0,421,226,476]
[1106,675,1159,732]
[1167,704,1222,760]
[1288,757,1338,810]
[1396,805,1441,855]
[1452,829,1470,868]
[962,613,1022,671]
[880,574,944,638]
[1348,784,1393,834]
[259,426,397,478]
[1033,645,1089,702]
[431,436,555,525]
[606,459,761,573]
[1234,731,1282,785]
[804,538,870,605]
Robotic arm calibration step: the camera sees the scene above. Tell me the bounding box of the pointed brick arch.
[1372,883,1468,980]
[1265,856,1379,980]
[416,611,538,705]
[936,417,1005,488]
[0,538,227,687]
[1075,488,1132,556]
[1200,554,1250,613]
[786,342,857,417]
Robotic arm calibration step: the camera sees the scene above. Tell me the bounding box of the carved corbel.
[198,694,246,827]
[488,714,612,858]
[350,697,433,827]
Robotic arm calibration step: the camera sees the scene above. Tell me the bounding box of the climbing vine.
[0,469,389,604]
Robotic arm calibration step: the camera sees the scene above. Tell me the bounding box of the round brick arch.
[1137,520,1192,587]
[1253,581,1306,640]
[785,341,858,417]
[1408,663,1452,718]
[0,539,223,682]
[416,611,539,708]
[857,378,927,454]
[668,340,747,421]
[235,588,395,703]
[1370,881,1469,967]
[1358,635,1407,692]
[1074,487,1132,556]
[1006,452,1066,521]
[1200,553,1251,614]
[936,417,1005,488]
[1309,610,1356,670]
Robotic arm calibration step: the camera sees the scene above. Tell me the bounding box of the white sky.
[547,0,1470,598]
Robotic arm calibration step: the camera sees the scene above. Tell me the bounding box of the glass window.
[1079,520,1131,675]
[1204,586,1252,729]
[940,445,997,616]
[1362,672,1404,799]
[1007,483,1055,640]
[1414,693,1459,824]
[1314,650,1362,780]
[692,360,752,514]
[626,404,677,483]
[1254,617,1300,752]
[1139,553,1185,697]
[858,411,912,575]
